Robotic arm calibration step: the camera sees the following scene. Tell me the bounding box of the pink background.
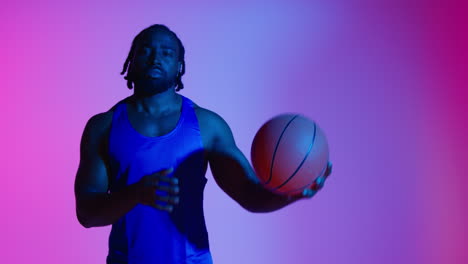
[3,1,467,263]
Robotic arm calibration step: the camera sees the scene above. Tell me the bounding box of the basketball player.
[74,24,332,264]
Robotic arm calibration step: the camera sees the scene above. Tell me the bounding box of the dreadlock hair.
[120,24,186,91]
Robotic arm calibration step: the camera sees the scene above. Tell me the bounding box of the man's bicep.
[74,115,110,199]
[207,116,258,204]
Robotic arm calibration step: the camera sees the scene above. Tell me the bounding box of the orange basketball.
[251,114,330,195]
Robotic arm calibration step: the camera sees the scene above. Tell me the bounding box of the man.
[74,24,332,264]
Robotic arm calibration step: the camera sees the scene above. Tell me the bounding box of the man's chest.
[127,108,181,138]
[125,106,214,152]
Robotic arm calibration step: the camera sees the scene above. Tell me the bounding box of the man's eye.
[138,47,150,55]
[163,50,173,57]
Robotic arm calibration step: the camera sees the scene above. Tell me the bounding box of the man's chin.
[133,81,170,96]
[145,74,163,80]
[137,86,171,96]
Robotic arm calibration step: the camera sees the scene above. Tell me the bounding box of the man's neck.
[129,88,181,117]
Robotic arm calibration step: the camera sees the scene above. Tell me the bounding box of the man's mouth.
[150,67,162,73]
[147,68,164,78]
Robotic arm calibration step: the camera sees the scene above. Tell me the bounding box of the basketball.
[251,114,330,195]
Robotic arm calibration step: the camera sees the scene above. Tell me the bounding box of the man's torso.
[96,95,215,163]
[103,94,214,263]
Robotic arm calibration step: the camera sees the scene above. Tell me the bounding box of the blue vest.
[106,95,213,264]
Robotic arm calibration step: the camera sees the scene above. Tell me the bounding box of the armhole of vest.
[99,110,114,193]
[110,100,125,124]
[183,95,195,108]
[107,99,125,148]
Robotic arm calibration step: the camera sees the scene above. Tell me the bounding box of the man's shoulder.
[192,103,228,129]
[83,111,113,142]
[88,111,113,128]
[86,96,130,134]
[191,102,234,149]
[184,97,236,152]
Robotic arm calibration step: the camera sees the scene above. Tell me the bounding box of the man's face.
[131,30,181,95]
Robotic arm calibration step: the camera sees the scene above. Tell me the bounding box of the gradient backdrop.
[3,1,468,263]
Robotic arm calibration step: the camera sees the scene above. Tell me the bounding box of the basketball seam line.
[273,121,317,191]
[274,162,328,195]
[265,115,299,185]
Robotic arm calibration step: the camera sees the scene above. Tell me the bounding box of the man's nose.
[149,51,163,65]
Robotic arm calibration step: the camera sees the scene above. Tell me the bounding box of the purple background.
[3,1,467,263]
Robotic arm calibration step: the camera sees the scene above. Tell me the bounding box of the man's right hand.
[135,168,180,213]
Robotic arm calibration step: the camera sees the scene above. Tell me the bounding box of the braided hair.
[120,24,186,91]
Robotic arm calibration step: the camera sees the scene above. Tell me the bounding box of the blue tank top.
[106,95,213,264]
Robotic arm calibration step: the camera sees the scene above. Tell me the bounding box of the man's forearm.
[76,183,140,228]
[241,181,302,213]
